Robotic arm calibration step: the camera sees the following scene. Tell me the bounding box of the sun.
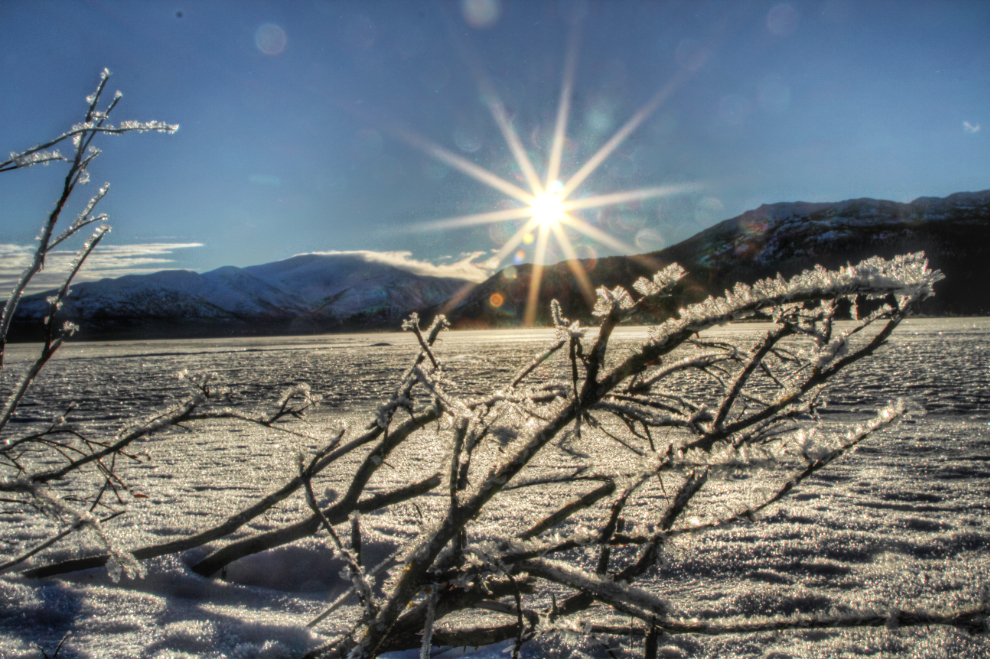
[398,15,698,325]
[531,182,565,228]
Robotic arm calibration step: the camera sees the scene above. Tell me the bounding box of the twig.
[0,510,124,574]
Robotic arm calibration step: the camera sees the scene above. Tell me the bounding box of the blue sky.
[1,0,988,291]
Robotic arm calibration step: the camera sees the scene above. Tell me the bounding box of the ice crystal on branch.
[551,299,586,339]
[592,285,635,318]
[116,119,179,133]
[633,263,686,298]
[8,149,64,167]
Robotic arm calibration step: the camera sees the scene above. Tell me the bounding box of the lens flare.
[255,24,287,55]
[462,0,501,29]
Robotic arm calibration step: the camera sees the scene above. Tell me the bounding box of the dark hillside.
[444,190,990,327]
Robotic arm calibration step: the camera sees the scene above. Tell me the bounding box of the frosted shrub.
[274,251,983,659]
[0,71,188,578]
[19,249,986,657]
[2,74,986,658]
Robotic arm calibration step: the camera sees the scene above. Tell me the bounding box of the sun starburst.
[532,181,565,228]
[404,17,698,325]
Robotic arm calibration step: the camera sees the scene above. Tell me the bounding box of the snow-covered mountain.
[444,189,990,326]
[11,190,988,340]
[11,254,470,339]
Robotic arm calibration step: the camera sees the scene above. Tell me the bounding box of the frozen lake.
[1,318,989,658]
[7,319,989,427]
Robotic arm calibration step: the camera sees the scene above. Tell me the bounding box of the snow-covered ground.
[2,321,988,658]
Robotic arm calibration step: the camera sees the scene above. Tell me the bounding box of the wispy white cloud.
[963,121,981,133]
[300,250,498,282]
[1,244,495,299]
[0,243,203,294]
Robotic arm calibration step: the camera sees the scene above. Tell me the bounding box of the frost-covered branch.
[296,255,955,658]
[1,70,176,371]
[0,72,185,571]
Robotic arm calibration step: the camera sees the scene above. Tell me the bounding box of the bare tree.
[3,74,984,658]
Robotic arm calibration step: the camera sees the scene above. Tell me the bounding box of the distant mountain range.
[443,189,990,327]
[9,254,469,340]
[9,189,989,340]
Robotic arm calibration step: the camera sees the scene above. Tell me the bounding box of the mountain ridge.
[9,253,469,340]
[442,189,990,327]
[9,189,989,340]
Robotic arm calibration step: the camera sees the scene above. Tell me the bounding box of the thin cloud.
[963,121,981,133]
[300,250,497,282]
[0,243,203,294]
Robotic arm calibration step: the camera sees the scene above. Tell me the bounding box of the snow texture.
[2,320,988,658]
